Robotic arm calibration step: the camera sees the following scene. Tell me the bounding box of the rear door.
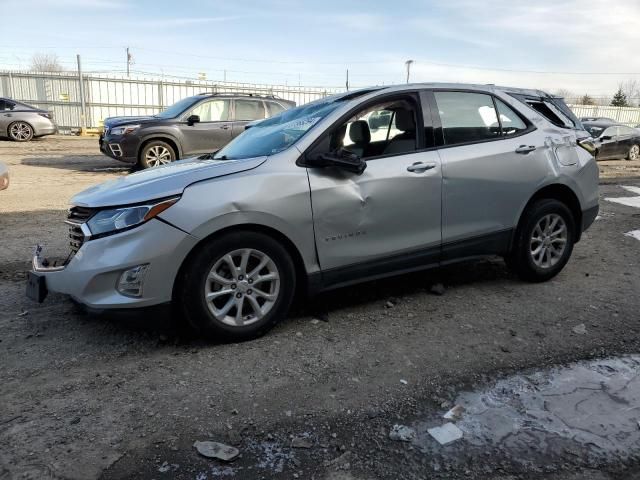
[617,126,636,157]
[431,90,547,258]
[231,99,266,137]
[180,98,232,155]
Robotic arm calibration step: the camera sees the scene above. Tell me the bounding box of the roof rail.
[196,91,285,100]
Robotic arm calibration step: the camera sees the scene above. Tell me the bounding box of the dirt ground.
[1,136,640,480]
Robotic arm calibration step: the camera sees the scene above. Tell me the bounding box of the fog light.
[117,264,149,297]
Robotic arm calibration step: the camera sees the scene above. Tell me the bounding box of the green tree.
[611,87,629,107]
[580,94,596,105]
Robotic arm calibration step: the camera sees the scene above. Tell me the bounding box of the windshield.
[213,97,345,160]
[155,96,200,119]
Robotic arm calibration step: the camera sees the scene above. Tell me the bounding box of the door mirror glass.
[600,135,612,141]
[187,114,200,126]
[307,149,367,175]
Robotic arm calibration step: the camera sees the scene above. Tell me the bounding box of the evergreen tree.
[611,87,629,107]
[580,94,595,105]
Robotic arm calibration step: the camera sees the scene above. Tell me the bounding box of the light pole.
[405,59,414,84]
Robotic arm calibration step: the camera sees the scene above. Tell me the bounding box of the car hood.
[72,156,268,208]
[104,116,159,128]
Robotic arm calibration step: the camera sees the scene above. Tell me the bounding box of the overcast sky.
[1,0,639,97]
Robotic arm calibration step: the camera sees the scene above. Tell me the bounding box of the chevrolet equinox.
[28,84,599,341]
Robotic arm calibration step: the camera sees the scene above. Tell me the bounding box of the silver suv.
[27,84,599,341]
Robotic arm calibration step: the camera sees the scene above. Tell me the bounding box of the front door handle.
[407,161,436,173]
[220,124,230,130]
[515,145,536,154]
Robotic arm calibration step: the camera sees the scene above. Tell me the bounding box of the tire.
[176,231,296,342]
[8,121,34,142]
[626,144,639,161]
[507,199,576,282]
[139,140,176,168]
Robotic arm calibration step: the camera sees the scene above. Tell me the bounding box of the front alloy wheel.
[204,249,280,327]
[177,231,296,342]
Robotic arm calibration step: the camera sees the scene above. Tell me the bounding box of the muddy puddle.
[413,356,640,471]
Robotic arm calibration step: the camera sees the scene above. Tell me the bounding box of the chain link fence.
[0,70,343,133]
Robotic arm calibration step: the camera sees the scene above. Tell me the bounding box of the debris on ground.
[385,301,395,309]
[400,379,408,385]
[193,441,240,461]
[17,310,29,317]
[312,312,329,322]
[443,405,465,421]
[427,423,464,445]
[389,424,416,442]
[310,319,320,325]
[429,283,446,295]
[291,436,313,449]
[572,323,587,335]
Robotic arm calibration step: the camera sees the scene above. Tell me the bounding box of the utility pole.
[76,54,87,135]
[405,60,414,84]
[126,47,131,77]
[346,69,349,91]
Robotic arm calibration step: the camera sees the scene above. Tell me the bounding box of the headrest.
[349,120,371,144]
[395,109,415,132]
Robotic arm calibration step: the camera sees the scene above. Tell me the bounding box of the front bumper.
[27,219,198,309]
[99,133,139,164]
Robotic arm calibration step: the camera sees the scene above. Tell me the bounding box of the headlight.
[110,124,140,136]
[86,197,179,237]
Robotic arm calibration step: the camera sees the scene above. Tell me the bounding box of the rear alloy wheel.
[139,140,176,168]
[627,144,639,161]
[177,231,296,342]
[507,199,575,282]
[8,122,34,142]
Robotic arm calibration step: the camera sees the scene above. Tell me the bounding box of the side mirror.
[187,114,200,126]
[307,149,367,175]
[600,135,612,141]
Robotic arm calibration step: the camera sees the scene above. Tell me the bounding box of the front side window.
[602,126,618,139]
[434,92,500,145]
[155,96,200,119]
[326,97,420,159]
[213,96,346,160]
[235,99,266,121]
[190,99,230,122]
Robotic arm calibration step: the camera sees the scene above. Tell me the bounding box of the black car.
[582,121,640,161]
[100,93,295,168]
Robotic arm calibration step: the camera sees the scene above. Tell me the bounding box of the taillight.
[577,137,597,155]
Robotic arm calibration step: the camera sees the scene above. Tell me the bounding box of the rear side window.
[434,92,500,145]
[619,126,635,136]
[525,99,575,129]
[602,126,618,138]
[265,101,285,117]
[235,99,266,121]
[0,100,15,111]
[495,99,527,136]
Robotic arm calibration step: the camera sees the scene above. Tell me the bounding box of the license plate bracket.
[26,271,48,303]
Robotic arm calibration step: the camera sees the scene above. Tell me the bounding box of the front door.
[305,93,442,279]
[180,99,232,155]
[598,126,619,159]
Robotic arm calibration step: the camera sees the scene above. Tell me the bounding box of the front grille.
[67,206,95,254]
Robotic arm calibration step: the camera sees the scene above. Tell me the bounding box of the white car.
[0,162,8,190]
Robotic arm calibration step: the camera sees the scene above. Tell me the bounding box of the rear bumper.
[27,219,198,309]
[34,124,57,136]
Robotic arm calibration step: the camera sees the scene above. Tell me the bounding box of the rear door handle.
[515,145,536,154]
[406,161,436,173]
[220,124,230,130]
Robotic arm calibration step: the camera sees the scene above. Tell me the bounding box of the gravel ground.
[1,136,640,480]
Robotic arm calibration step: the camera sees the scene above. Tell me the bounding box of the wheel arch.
[172,223,309,302]
[138,135,182,162]
[514,183,583,247]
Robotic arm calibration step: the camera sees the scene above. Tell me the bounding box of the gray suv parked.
[100,93,295,168]
[29,83,599,342]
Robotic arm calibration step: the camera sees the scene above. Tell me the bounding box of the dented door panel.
[307,151,442,271]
